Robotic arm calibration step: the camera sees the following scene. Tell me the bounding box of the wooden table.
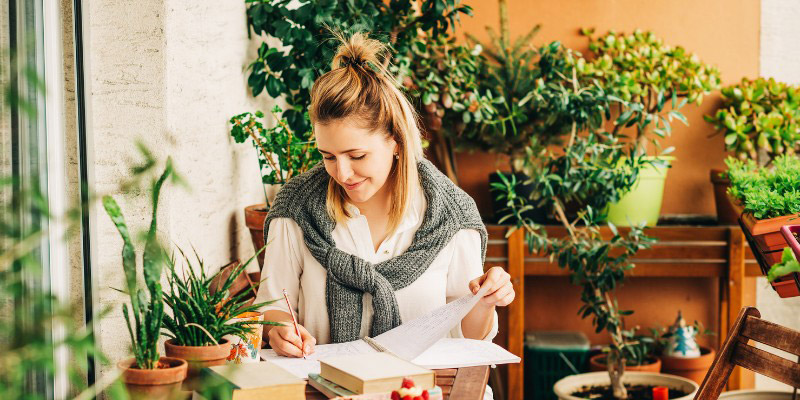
[305,366,491,400]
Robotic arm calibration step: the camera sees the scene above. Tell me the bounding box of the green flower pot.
[605,157,673,227]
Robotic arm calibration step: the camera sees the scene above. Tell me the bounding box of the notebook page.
[260,339,376,379]
[410,338,520,369]
[373,285,489,361]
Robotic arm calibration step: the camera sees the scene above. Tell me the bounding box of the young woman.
[255,33,515,360]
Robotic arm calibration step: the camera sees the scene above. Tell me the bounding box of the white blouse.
[254,185,499,345]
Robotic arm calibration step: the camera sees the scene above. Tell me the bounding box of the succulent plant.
[705,77,800,164]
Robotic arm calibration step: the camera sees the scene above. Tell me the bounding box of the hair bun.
[331,32,389,76]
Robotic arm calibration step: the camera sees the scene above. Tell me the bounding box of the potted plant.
[394,33,500,183]
[704,77,800,224]
[553,372,698,400]
[474,36,616,222]
[763,230,800,298]
[492,58,694,396]
[583,29,722,226]
[230,107,321,267]
[588,327,662,373]
[455,1,577,222]
[161,246,280,386]
[495,132,696,399]
[102,159,188,400]
[655,315,716,385]
[725,155,800,297]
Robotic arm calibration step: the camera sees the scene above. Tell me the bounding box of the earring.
[394,153,400,160]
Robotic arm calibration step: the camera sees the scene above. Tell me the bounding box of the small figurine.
[664,311,701,358]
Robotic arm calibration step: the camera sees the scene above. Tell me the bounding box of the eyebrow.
[317,149,365,154]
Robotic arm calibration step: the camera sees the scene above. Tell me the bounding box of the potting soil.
[571,384,690,400]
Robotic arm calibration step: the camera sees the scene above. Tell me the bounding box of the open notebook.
[260,286,520,379]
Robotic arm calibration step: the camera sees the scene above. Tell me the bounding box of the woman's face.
[314,118,398,205]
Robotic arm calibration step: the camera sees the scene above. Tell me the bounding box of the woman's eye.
[351,154,366,160]
[323,155,335,161]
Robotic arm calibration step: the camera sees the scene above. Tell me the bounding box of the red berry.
[402,396,412,400]
[401,377,415,389]
[413,397,423,400]
[422,390,430,400]
[391,392,401,400]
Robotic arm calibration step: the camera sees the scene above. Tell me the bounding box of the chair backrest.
[694,306,800,399]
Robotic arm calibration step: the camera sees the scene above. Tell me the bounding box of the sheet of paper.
[260,337,520,379]
[259,286,505,380]
[410,338,520,369]
[373,285,489,360]
[260,339,376,379]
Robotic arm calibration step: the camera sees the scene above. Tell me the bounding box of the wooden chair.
[694,306,800,399]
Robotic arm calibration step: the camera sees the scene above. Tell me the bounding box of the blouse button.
[383,250,389,255]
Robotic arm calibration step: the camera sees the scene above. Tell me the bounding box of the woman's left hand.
[468,266,515,308]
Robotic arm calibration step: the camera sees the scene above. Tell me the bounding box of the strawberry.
[413,397,423,400]
[402,396,412,400]
[422,390,430,400]
[401,377,415,389]
[391,392,401,400]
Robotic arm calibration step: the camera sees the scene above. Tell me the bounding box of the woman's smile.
[344,179,366,190]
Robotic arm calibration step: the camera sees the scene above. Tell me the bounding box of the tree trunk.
[608,355,628,399]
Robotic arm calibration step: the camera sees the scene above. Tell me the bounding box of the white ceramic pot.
[719,390,797,399]
[553,371,699,400]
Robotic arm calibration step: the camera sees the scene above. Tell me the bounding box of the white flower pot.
[719,390,797,399]
[553,371,699,400]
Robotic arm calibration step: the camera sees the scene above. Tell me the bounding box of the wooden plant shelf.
[484,224,760,399]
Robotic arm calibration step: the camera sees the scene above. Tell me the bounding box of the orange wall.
[452,0,760,217]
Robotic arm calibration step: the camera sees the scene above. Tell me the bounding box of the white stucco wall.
[85,0,269,382]
[756,0,800,391]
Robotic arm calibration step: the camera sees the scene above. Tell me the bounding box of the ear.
[386,137,398,154]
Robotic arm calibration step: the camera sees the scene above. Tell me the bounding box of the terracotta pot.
[710,169,739,225]
[588,354,662,373]
[660,346,716,384]
[768,226,800,298]
[164,338,229,383]
[732,194,799,297]
[118,357,187,400]
[730,191,794,254]
[244,204,268,268]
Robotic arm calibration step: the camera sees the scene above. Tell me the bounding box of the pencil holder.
[224,312,264,364]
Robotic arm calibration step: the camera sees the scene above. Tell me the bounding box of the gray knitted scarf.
[263,159,487,343]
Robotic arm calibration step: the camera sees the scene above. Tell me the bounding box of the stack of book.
[193,361,306,400]
[311,352,435,399]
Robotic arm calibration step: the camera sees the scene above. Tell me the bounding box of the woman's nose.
[336,159,353,182]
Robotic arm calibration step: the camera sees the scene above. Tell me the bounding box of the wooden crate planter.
[738,219,799,298]
[728,193,799,297]
[770,225,800,298]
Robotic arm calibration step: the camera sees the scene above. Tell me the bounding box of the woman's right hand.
[268,322,317,358]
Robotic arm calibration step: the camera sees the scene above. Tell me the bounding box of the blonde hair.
[309,32,424,234]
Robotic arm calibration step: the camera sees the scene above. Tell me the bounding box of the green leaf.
[767,247,800,282]
[266,75,286,98]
